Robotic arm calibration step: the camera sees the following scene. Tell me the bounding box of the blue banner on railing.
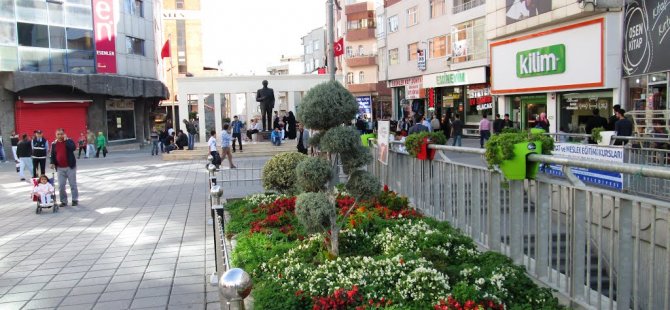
[543,143,624,190]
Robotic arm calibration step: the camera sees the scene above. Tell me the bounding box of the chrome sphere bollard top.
[210,185,223,199]
[207,163,217,173]
[207,154,214,163]
[219,268,252,301]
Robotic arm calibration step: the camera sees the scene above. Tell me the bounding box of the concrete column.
[178,89,188,132]
[134,99,145,144]
[245,93,256,122]
[197,94,206,143]
[287,91,296,113]
[547,92,557,134]
[88,96,106,137]
[214,94,223,132]
[0,88,16,158]
[231,94,238,119]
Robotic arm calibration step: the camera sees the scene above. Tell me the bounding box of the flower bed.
[226,190,563,310]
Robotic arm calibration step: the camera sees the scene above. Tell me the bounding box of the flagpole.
[327,0,335,81]
[168,35,177,131]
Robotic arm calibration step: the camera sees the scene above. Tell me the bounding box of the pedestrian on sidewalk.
[0,134,6,163]
[184,119,197,150]
[17,134,33,181]
[51,128,79,207]
[297,123,309,154]
[479,113,491,148]
[493,114,505,134]
[451,114,464,147]
[95,132,107,158]
[86,130,95,158]
[231,116,244,153]
[77,132,86,159]
[31,130,49,178]
[10,131,19,172]
[207,130,221,168]
[220,124,236,169]
[150,127,160,156]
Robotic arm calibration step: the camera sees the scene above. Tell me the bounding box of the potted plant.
[485,130,554,180]
[405,131,447,160]
[591,127,604,144]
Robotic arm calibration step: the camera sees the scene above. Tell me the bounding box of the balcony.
[345,82,390,95]
[346,28,376,41]
[345,2,373,15]
[346,55,377,67]
[452,0,485,14]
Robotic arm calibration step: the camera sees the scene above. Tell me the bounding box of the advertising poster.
[506,0,552,25]
[624,0,670,75]
[93,0,118,73]
[356,96,372,119]
[378,121,390,165]
[543,143,624,190]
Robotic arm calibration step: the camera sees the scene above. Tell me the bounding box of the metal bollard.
[219,268,252,310]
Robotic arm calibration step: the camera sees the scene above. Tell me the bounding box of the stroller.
[31,173,58,214]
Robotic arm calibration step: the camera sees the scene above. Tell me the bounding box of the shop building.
[488,1,623,133]
[377,0,489,126]
[0,0,168,155]
[623,0,670,135]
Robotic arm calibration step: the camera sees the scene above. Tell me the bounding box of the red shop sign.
[93,0,117,74]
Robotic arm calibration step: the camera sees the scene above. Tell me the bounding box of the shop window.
[407,42,418,61]
[428,35,448,59]
[49,26,66,49]
[66,28,94,50]
[0,46,18,71]
[17,23,49,48]
[0,20,16,45]
[430,0,445,18]
[126,37,145,56]
[388,15,398,33]
[66,50,94,73]
[19,47,50,72]
[50,49,66,73]
[389,48,399,65]
[559,91,613,134]
[125,0,143,17]
[407,6,418,27]
[0,0,14,19]
[48,2,65,25]
[107,109,136,141]
[16,0,48,23]
[65,5,93,29]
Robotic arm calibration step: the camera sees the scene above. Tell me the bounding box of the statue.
[255,80,275,131]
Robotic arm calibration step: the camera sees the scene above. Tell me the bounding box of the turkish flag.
[334,38,344,57]
[160,39,170,59]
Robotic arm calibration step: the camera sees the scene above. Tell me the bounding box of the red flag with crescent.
[334,38,344,57]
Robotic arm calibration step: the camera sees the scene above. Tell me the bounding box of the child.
[77,132,87,159]
[271,127,282,146]
[220,124,236,169]
[33,174,54,205]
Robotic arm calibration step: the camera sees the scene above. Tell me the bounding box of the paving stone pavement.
[0,152,266,310]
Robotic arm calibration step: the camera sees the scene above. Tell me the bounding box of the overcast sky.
[201,0,327,75]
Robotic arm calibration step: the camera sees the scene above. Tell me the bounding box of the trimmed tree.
[261,152,308,195]
[293,80,380,256]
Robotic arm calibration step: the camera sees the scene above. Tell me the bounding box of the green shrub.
[340,144,373,175]
[308,131,323,147]
[295,192,335,233]
[484,131,554,168]
[591,127,604,143]
[261,152,308,194]
[231,232,296,276]
[252,281,310,310]
[345,170,380,201]
[296,157,332,192]
[320,126,360,154]
[296,80,357,130]
[404,131,447,157]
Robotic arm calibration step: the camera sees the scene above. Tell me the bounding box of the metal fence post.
[571,188,586,303]
[509,180,524,264]
[488,172,501,252]
[617,199,633,310]
[471,170,481,243]
[457,166,466,230]
[536,182,551,279]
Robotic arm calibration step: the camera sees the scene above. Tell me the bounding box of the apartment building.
[487,1,624,134]
[341,0,391,120]
[0,0,168,154]
[302,27,326,74]
[378,0,489,126]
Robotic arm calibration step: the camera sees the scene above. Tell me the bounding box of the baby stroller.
[32,173,58,214]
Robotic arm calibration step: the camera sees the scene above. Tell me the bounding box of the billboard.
[93,0,117,74]
[356,96,372,119]
[543,143,624,190]
[505,0,552,25]
[623,0,670,75]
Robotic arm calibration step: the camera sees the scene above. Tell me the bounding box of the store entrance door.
[513,94,547,130]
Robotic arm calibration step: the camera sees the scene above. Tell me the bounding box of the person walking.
[492,114,505,134]
[10,131,19,163]
[231,116,244,153]
[77,132,87,159]
[536,112,550,132]
[297,123,310,154]
[50,128,79,207]
[184,119,197,150]
[150,127,160,156]
[479,113,492,148]
[17,134,33,181]
[95,132,107,158]
[451,114,464,147]
[31,130,49,178]
[207,130,221,168]
[220,124,236,168]
[614,109,633,146]
[441,115,451,143]
[86,130,96,158]
[0,134,5,163]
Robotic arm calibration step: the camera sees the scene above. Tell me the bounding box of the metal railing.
[452,0,485,14]
[369,142,670,310]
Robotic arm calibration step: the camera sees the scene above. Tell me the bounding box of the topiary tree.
[261,152,308,195]
[293,80,380,256]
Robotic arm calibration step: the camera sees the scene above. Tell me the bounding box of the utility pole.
[327,0,335,81]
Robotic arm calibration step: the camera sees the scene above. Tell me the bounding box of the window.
[407,42,419,61]
[66,28,94,50]
[428,35,448,58]
[0,46,18,71]
[19,47,50,72]
[49,26,66,49]
[376,13,385,37]
[176,0,184,9]
[126,36,145,56]
[346,72,354,84]
[67,50,94,73]
[313,40,319,51]
[430,0,445,18]
[388,15,399,33]
[358,71,365,83]
[176,20,187,73]
[306,43,313,54]
[407,6,418,27]
[16,0,47,23]
[125,0,143,17]
[48,2,65,25]
[17,23,49,48]
[0,0,14,19]
[66,5,93,29]
[346,46,353,57]
[50,49,66,73]
[451,17,486,63]
[389,48,399,65]
[0,20,17,45]
[358,45,364,56]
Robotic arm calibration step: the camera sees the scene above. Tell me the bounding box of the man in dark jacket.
[31,130,49,178]
[492,114,505,134]
[614,109,634,145]
[183,119,197,150]
[50,128,79,207]
[607,105,621,130]
[16,134,33,181]
[408,115,429,135]
[176,130,188,150]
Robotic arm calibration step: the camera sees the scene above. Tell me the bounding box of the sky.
[201,0,327,75]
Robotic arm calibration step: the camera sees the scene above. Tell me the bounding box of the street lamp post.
[327,0,335,81]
